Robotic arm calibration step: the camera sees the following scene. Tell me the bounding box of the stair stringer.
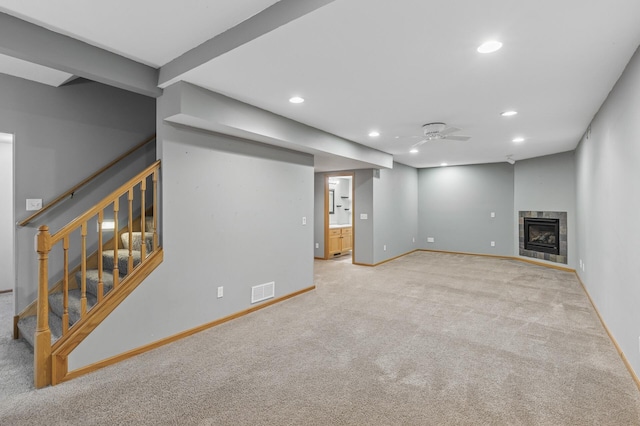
[50,248,164,385]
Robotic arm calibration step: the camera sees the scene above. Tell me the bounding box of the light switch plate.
[360,213,368,220]
[217,286,223,298]
[26,199,42,211]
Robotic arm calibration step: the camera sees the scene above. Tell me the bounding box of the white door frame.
[0,133,15,306]
[324,172,355,261]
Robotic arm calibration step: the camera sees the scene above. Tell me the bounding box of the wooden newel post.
[35,225,52,388]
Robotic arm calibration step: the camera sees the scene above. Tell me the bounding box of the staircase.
[14,160,163,388]
[17,223,154,348]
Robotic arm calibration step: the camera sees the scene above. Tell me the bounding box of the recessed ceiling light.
[512,137,525,143]
[477,40,503,53]
[440,162,448,167]
[289,96,304,104]
[410,148,419,154]
[369,131,380,137]
[501,110,518,117]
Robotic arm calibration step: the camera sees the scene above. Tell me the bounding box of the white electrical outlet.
[315,243,319,249]
[427,237,435,243]
[302,216,307,225]
[490,212,496,218]
[217,286,223,298]
[412,237,415,243]
[383,245,387,251]
[491,241,495,247]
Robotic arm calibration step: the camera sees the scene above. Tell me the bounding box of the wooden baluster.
[127,188,134,274]
[140,178,147,259]
[97,211,104,302]
[112,199,120,288]
[153,168,158,251]
[62,236,69,335]
[80,223,87,316]
[35,225,52,388]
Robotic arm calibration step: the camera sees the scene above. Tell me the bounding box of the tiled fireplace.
[519,211,567,264]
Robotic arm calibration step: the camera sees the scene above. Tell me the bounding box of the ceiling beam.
[161,82,393,170]
[0,12,161,97]
[158,0,335,89]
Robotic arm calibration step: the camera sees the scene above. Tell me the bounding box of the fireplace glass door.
[524,218,560,255]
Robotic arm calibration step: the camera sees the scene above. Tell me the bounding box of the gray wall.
[373,163,418,263]
[514,151,577,268]
[353,170,374,264]
[0,138,12,292]
[70,89,315,370]
[0,74,156,312]
[418,163,514,256]
[575,46,640,377]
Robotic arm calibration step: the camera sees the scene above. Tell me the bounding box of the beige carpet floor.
[1,251,639,425]
[0,292,33,398]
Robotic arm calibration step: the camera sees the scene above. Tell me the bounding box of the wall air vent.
[251,281,275,304]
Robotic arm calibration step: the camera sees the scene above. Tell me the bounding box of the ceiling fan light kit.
[422,122,448,138]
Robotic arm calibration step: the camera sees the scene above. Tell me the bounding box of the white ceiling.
[1,0,640,169]
[0,0,280,67]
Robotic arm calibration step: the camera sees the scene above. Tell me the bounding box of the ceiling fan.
[411,122,470,148]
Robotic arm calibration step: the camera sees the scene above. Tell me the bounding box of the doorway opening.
[0,132,15,298]
[324,173,354,262]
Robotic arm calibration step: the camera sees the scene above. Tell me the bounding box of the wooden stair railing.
[18,134,156,227]
[34,160,161,388]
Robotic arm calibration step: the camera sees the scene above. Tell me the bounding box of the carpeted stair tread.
[48,289,98,327]
[17,312,63,347]
[121,231,154,253]
[75,269,118,299]
[103,249,142,276]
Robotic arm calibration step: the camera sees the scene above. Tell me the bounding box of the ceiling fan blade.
[439,126,461,136]
[443,135,471,141]
[411,139,428,148]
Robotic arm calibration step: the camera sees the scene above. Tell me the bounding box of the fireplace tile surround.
[519,211,567,264]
